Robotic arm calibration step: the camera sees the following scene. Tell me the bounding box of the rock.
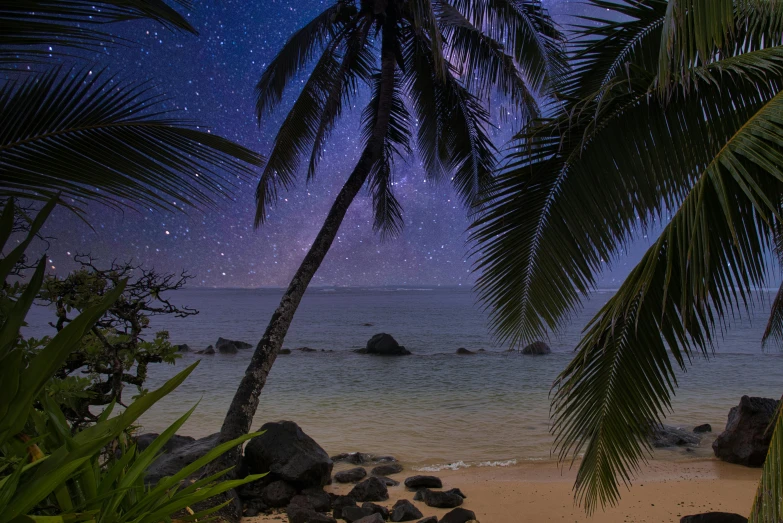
[290,488,332,513]
[192,489,243,523]
[144,432,220,485]
[413,489,426,501]
[332,452,372,465]
[198,345,215,355]
[375,476,400,486]
[354,515,386,523]
[649,424,701,448]
[694,424,713,433]
[374,456,396,463]
[521,341,550,355]
[445,488,466,499]
[713,396,779,467]
[362,502,390,520]
[455,348,475,355]
[280,348,292,354]
[244,420,333,488]
[135,432,195,454]
[422,489,463,509]
[349,477,389,502]
[331,495,357,519]
[404,475,442,489]
[680,513,748,523]
[216,337,253,352]
[174,343,190,352]
[439,508,477,523]
[363,323,374,327]
[244,498,269,516]
[297,346,318,352]
[287,503,337,523]
[342,506,375,522]
[390,499,423,522]
[261,480,298,508]
[477,349,486,352]
[372,463,403,476]
[335,467,367,483]
[417,518,438,523]
[358,333,412,356]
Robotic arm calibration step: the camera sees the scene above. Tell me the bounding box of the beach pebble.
[331,495,357,519]
[713,396,779,467]
[404,475,442,489]
[362,502,390,520]
[350,477,389,502]
[680,513,748,523]
[354,515,386,523]
[342,506,376,522]
[439,508,477,523]
[287,503,337,523]
[335,467,368,483]
[261,480,297,507]
[521,341,550,355]
[421,489,463,509]
[693,424,712,433]
[371,463,403,476]
[390,499,423,521]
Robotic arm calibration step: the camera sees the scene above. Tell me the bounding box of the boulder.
[390,499,423,522]
[521,341,550,355]
[404,475,442,489]
[349,477,389,502]
[445,488,466,499]
[650,424,701,448]
[290,488,332,513]
[261,480,298,507]
[713,396,779,467]
[280,348,292,354]
[332,452,372,465]
[342,506,376,523]
[680,513,748,523]
[198,345,215,355]
[331,495,357,519]
[174,343,190,352]
[135,432,195,454]
[216,337,253,353]
[359,333,412,356]
[335,467,368,483]
[354,515,386,523]
[422,489,463,509]
[694,424,713,434]
[372,463,403,476]
[297,346,318,352]
[418,518,438,523]
[375,456,397,463]
[287,503,337,523]
[244,420,333,488]
[455,348,475,355]
[362,502,390,520]
[375,476,400,486]
[144,432,220,485]
[439,508,477,523]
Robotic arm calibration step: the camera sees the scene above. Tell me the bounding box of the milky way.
[34,0,645,288]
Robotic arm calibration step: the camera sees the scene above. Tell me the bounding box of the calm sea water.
[23,287,783,469]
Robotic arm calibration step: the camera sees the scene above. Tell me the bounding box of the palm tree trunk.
[215,36,398,470]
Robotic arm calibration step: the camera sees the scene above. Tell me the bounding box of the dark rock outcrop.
[421,489,463,509]
[439,508,477,523]
[713,396,779,467]
[331,495,358,519]
[372,463,403,476]
[198,345,215,355]
[290,488,332,513]
[404,476,442,489]
[362,502,390,520]
[287,503,337,523]
[244,420,333,488]
[297,346,318,352]
[357,333,412,356]
[455,348,475,355]
[354,515,386,523]
[650,424,701,448]
[335,467,368,483]
[216,337,252,352]
[521,341,550,355]
[174,343,190,352]
[144,432,220,485]
[135,432,195,454]
[261,480,297,507]
[342,506,375,522]
[332,452,372,465]
[680,513,748,523]
[349,477,389,502]
[694,424,713,434]
[390,499,423,522]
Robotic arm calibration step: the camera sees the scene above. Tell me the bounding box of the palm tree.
[472,0,783,519]
[217,0,566,465]
[0,1,264,210]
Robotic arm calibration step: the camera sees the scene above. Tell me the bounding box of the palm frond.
[255,1,354,119]
[551,81,783,515]
[0,69,264,211]
[369,150,404,240]
[749,397,783,522]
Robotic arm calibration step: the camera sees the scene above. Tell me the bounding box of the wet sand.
[243,459,760,523]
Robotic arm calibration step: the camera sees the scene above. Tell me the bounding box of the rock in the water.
[280,348,292,354]
[332,452,372,465]
[680,513,748,523]
[144,432,220,485]
[342,506,375,522]
[135,432,195,454]
[174,343,190,352]
[372,463,403,476]
[354,515,386,523]
[349,477,389,502]
[297,346,318,352]
[358,333,412,356]
[713,396,779,467]
[390,499,423,522]
[439,508,477,523]
[216,337,252,353]
[521,341,550,355]
[694,424,713,434]
[198,345,215,355]
[335,467,368,483]
[331,495,357,519]
[445,488,467,499]
[455,348,475,355]
[422,490,463,509]
[289,488,331,513]
[362,502,390,520]
[261,480,298,507]
[650,424,701,448]
[404,475,442,489]
[244,420,333,488]
[375,476,400,486]
[287,503,337,523]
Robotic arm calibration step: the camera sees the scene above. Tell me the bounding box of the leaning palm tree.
[0,1,264,210]
[472,0,783,519]
[217,0,566,463]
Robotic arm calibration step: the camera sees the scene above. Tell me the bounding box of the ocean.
[23,287,783,470]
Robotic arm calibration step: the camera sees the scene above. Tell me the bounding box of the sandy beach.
[244,458,761,523]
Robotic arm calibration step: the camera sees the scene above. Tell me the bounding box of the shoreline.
[244,458,760,523]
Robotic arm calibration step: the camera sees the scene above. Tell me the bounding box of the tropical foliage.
[472,0,783,515]
[0,198,263,522]
[0,1,264,210]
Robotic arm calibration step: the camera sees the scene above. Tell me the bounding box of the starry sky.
[36,0,648,288]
